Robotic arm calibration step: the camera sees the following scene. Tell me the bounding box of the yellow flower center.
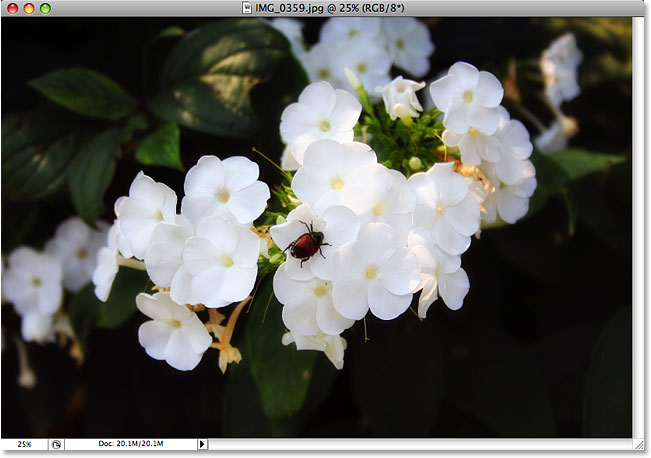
[330,177,344,190]
[396,38,405,50]
[314,284,327,297]
[170,320,182,328]
[155,210,164,221]
[469,127,480,138]
[77,248,88,259]
[218,189,230,203]
[437,204,445,216]
[365,265,378,279]
[319,119,331,132]
[318,68,330,80]
[222,255,234,268]
[463,90,474,104]
[31,277,42,287]
[357,62,367,74]
[372,202,384,216]
[348,29,358,38]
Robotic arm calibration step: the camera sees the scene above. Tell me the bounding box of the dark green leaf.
[68,283,102,360]
[445,321,556,437]
[96,267,149,328]
[2,107,80,201]
[528,150,627,218]
[245,279,317,421]
[67,128,121,225]
[583,306,632,437]
[135,121,184,171]
[119,113,150,145]
[68,268,149,359]
[143,26,186,97]
[548,149,627,181]
[28,68,133,120]
[351,316,443,437]
[148,19,306,138]
[527,151,570,216]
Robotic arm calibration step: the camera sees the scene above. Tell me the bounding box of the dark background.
[2,17,632,438]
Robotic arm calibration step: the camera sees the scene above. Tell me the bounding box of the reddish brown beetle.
[283,221,331,267]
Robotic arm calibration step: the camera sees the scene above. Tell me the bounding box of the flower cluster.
[2,217,105,346]
[272,59,537,369]
[93,156,270,371]
[269,17,435,94]
[535,33,583,153]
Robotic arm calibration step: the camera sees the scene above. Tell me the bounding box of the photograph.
[1,16,632,439]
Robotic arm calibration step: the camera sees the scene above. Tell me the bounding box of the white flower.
[117,172,177,260]
[319,17,382,43]
[270,203,359,281]
[441,127,501,166]
[333,37,392,97]
[182,216,259,308]
[408,230,469,317]
[144,215,194,288]
[282,331,347,370]
[342,163,416,244]
[113,196,135,259]
[540,33,583,107]
[299,42,342,88]
[376,76,426,121]
[292,139,376,214]
[3,247,63,316]
[267,18,306,57]
[534,115,578,154]
[280,81,361,165]
[408,162,481,256]
[92,222,120,302]
[21,312,55,344]
[481,160,537,224]
[429,62,504,135]
[331,222,421,321]
[381,18,435,78]
[492,106,534,185]
[136,292,213,371]
[181,155,270,227]
[45,217,109,292]
[274,264,354,336]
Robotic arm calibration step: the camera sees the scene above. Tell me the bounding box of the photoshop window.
[0,0,643,452]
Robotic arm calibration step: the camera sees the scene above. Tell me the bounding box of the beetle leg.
[299,220,311,233]
[318,246,327,260]
[283,242,293,253]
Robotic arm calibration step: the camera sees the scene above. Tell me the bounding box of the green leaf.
[245,279,317,421]
[1,107,80,201]
[68,283,102,360]
[148,19,306,138]
[119,113,150,145]
[143,26,186,97]
[28,68,134,120]
[96,267,150,328]
[445,321,556,437]
[548,149,627,181]
[528,150,627,217]
[583,306,632,437]
[67,128,121,225]
[351,317,443,437]
[527,151,571,216]
[135,121,184,171]
[68,268,149,359]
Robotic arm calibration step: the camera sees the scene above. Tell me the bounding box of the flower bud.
[344,67,363,91]
[408,156,422,171]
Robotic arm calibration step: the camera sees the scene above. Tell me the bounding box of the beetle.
[284,221,331,267]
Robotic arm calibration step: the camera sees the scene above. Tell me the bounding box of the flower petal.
[332,278,368,321]
[468,104,500,135]
[222,156,260,191]
[164,328,203,371]
[475,71,504,107]
[316,297,354,335]
[282,297,319,336]
[138,320,171,360]
[439,268,469,310]
[367,280,412,320]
